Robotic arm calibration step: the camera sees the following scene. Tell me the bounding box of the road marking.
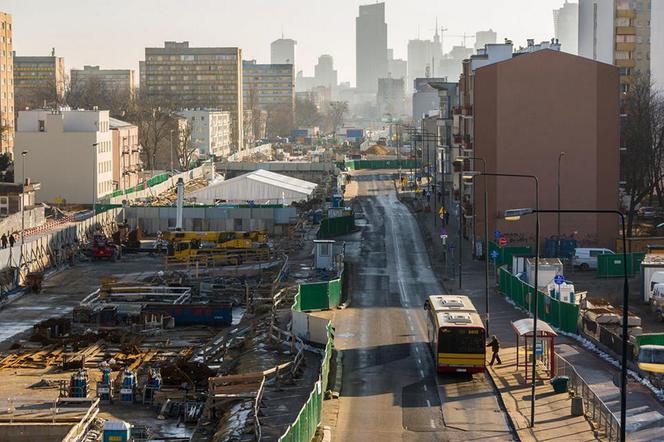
[418,358,422,364]
[423,385,428,392]
[419,369,425,377]
[426,399,431,407]
[429,418,435,428]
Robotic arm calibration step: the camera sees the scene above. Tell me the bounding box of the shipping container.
[143,303,232,326]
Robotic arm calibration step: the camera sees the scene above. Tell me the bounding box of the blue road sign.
[494,230,501,240]
[490,250,500,260]
[554,274,565,285]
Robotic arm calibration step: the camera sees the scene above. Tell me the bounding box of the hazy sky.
[4,0,568,85]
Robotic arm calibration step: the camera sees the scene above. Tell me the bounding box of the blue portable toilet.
[103,420,131,442]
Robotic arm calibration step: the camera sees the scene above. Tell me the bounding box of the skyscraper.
[314,55,338,89]
[407,26,443,92]
[355,2,387,92]
[553,1,579,54]
[475,29,498,51]
[271,37,297,66]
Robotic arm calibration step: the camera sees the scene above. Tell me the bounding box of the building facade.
[71,66,136,98]
[314,55,337,90]
[242,60,295,126]
[407,29,443,91]
[412,77,446,121]
[553,1,579,54]
[579,0,651,93]
[270,37,296,66]
[143,41,243,152]
[464,49,619,247]
[109,118,142,192]
[356,2,387,92]
[475,30,497,51]
[376,77,405,117]
[14,109,114,204]
[13,53,65,110]
[387,48,407,82]
[177,109,231,159]
[0,12,13,156]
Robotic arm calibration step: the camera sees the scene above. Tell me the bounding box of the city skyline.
[5,0,565,86]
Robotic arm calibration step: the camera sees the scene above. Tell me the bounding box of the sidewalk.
[398,188,664,441]
[488,348,600,442]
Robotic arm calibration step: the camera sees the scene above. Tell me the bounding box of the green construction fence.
[498,267,579,334]
[344,159,420,170]
[293,271,344,311]
[596,252,645,278]
[318,216,355,238]
[279,315,334,441]
[488,241,533,268]
[635,333,664,348]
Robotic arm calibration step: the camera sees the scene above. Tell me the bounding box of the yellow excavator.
[164,231,271,264]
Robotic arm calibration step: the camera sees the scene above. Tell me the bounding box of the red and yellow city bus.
[424,295,486,373]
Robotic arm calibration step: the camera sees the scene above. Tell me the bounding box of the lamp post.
[504,208,628,441]
[170,129,174,172]
[19,150,27,283]
[557,152,566,237]
[459,156,486,260]
[461,158,489,336]
[473,173,539,426]
[92,143,99,215]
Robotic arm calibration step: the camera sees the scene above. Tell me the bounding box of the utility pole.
[18,150,27,285]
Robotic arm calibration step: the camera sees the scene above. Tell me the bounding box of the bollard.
[571,395,584,416]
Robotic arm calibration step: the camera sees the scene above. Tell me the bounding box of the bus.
[424,295,486,373]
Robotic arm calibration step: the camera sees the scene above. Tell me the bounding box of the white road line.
[423,385,428,392]
[419,369,425,377]
[417,358,422,364]
[429,418,435,428]
[426,399,431,407]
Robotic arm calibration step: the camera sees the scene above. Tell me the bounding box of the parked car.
[571,247,615,271]
[639,206,657,218]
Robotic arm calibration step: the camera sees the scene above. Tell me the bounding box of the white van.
[651,283,664,321]
[572,248,615,271]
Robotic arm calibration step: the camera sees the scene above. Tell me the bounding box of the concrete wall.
[0,206,45,235]
[124,206,297,236]
[578,0,614,64]
[474,50,619,247]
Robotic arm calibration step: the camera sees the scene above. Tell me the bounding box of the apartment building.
[0,12,13,155]
[13,52,65,109]
[143,41,243,152]
[109,118,142,192]
[242,60,295,130]
[579,0,652,92]
[376,77,405,117]
[71,65,136,98]
[14,109,113,204]
[177,109,231,159]
[457,48,619,247]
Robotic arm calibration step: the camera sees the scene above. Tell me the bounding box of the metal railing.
[554,354,620,441]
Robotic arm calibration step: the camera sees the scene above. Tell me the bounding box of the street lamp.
[19,150,28,283]
[453,158,465,288]
[472,172,539,427]
[170,129,174,172]
[458,156,486,260]
[504,207,629,442]
[92,143,99,215]
[557,152,566,237]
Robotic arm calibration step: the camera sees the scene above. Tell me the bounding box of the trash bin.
[571,395,584,416]
[550,376,569,393]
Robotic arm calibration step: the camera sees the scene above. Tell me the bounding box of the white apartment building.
[178,109,231,159]
[14,109,113,204]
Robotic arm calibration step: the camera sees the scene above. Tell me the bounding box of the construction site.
[0,159,348,442]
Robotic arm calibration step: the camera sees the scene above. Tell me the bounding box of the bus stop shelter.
[512,318,558,381]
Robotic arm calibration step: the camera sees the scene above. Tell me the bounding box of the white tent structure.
[188,169,317,205]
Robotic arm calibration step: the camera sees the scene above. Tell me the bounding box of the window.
[38,120,45,132]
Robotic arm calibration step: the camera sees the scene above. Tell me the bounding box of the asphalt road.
[331,171,512,441]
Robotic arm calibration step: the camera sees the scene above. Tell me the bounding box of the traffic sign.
[535,340,544,356]
[494,230,501,240]
[554,274,565,285]
[498,237,508,247]
[490,250,500,260]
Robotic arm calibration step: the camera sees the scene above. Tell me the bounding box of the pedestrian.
[444,211,450,226]
[0,234,6,249]
[8,233,15,248]
[487,335,502,366]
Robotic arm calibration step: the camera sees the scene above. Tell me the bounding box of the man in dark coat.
[487,335,502,366]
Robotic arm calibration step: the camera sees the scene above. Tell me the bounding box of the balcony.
[453,106,462,115]
[616,26,636,35]
[453,134,462,144]
[616,9,636,18]
[462,105,473,116]
[616,42,636,52]
[615,59,636,68]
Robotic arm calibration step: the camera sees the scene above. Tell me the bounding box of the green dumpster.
[550,376,569,393]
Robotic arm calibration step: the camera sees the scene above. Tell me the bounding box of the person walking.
[1,234,7,249]
[8,233,15,248]
[487,335,502,366]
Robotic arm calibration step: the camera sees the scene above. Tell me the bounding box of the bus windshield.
[438,327,485,354]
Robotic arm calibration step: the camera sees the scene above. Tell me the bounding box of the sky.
[3,0,568,86]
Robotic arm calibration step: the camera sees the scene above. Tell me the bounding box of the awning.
[511,318,558,338]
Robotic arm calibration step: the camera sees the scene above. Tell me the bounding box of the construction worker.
[1,233,7,249]
[8,233,15,248]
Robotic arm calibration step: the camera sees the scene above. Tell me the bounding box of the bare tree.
[67,76,131,117]
[295,97,321,128]
[622,74,664,235]
[176,124,198,170]
[266,104,293,137]
[326,101,348,136]
[124,93,174,171]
